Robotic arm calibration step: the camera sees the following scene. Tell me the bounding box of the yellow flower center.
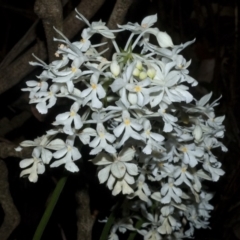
[91,83,97,89]
[141,23,148,28]
[70,111,76,117]
[158,162,164,168]
[181,167,187,172]
[134,85,142,92]
[124,119,131,125]
[181,147,188,153]
[146,130,150,136]
[99,132,105,138]
[72,67,77,73]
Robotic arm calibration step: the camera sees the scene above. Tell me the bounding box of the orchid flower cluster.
[16,11,227,239]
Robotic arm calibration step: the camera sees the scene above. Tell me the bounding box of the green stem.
[99,210,115,240]
[127,219,144,240]
[33,176,68,240]
[99,197,125,240]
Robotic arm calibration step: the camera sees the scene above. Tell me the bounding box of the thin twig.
[0,20,39,69]
[0,142,32,159]
[0,40,47,95]
[76,188,96,240]
[34,0,63,62]
[0,0,106,95]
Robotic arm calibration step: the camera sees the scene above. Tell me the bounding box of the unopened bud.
[110,61,120,77]
[147,68,156,79]
[139,71,147,80]
[133,68,140,77]
[136,61,143,70]
[193,125,202,141]
[156,31,173,48]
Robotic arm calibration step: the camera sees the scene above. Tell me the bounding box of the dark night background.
[0,0,239,239]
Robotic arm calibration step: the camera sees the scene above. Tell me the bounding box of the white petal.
[119,148,135,162]
[161,184,169,196]
[81,87,92,98]
[50,158,66,168]
[163,122,173,132]
[150,132,164,142]
[29,172,39,183]
[105,144,116,154]
[89,137,101,148]
[92,152,113,165]
[143,144,152,155]
[96,84,106,99]
[110,78,125,92]
[111,162,126,178]
[47,139,66,150]
[20,140,36,147]
[151,192,161,202]
[56,112,70,121]
[74,115,83,129]
[98,165,111,183]
[20,159,34,168]
[125,163,138,176]
[161,193,171,204]
[128,92,137,105]
[65,161,79,172]
[48,96,57,109]
[41,148,52,164]
[113,123,125,137]
[124,173,135,184]
[36,102,48,114]
[137,92,144,106]
[91,95,103,109]
[141,14,157,27]
[63,124,73,135]
[131,121,142,131]
[37,163,45,174]
[112,181,122,195]
[107,174,115,190]
[173,186,182,196]
[122,180,134,195]
[15,146,22,151]
[71,147,81,160]
[70,102,79,112]
[105,133,116,143]
[90,147,102,155]
[53,148,67,159]
[26,80,38,87]
[20,168,32,178]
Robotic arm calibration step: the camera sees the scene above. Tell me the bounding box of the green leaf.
[33,176,67,240]
[99,210,115,240]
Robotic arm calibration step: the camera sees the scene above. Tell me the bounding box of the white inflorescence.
[18,10,227,239]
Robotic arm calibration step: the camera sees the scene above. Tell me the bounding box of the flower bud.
[139,71,147,80]
[133,68,140,77]
[136,61,143,70]
[147,68,156,79]
[193,125,202,141]
[110,61,120,77]
[156,31,173,48]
